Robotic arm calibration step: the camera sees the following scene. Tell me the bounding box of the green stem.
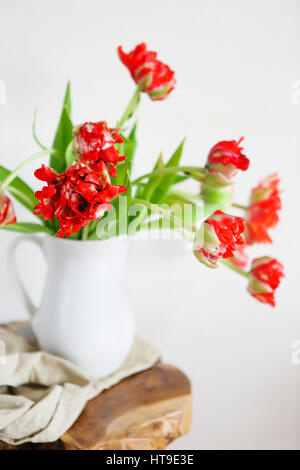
[32,110,48,151]
[168,189,204,201]
[132,166,205,186]
[131,198,197,234]
[222,259,249,278]
[232,203,249,211]
[201,184,232,207]
[118,85,141,128]
[0,149,57,193]
[81,224,89,241]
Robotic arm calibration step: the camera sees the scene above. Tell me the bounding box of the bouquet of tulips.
[0,43,284,307]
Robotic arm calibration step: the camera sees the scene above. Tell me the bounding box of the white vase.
[7,234,135,379]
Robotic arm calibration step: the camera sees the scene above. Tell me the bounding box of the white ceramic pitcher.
[7,234,135,379]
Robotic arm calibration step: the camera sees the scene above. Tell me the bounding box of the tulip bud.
[205,138,250,187]
[118,43,176,101]
[193,210,245,268]
[247,256,284,307]
[0,193,16,226]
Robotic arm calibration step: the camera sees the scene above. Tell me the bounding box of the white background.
[0,0,300,449]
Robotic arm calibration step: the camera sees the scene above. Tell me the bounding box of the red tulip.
[118,43,176,101]
[246,173,281,244]
[73,121,126,177]
[194,210,245,268]
[205,138,250,187]
[34,162,126,238]
[248,256,284,307]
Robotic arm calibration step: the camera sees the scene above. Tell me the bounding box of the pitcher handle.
[7,235,45,318]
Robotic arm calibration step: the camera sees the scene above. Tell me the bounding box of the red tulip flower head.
[205,138,250,187]
[0,193,16,226]
[245,173,281,244]
[194,210,245,268]
[73,121,126,177]
[247,256,284,307]
[34,162,126,238]
[118,43,176,101]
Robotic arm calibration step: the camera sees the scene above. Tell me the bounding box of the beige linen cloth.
[0,322,160,445]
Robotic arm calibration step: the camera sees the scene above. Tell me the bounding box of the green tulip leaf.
[137,152,165,201]
[113,123,137,185]
[0,165,37,211]
[65,140,77,168]
[150,139,185,204]
[50,81,73,173]
[0,222,53,234]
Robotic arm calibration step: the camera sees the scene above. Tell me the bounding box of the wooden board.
[0,363,192,450]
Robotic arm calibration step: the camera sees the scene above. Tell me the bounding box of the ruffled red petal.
[34,164,58,183]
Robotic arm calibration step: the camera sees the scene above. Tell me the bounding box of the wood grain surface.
[0,363,192,450]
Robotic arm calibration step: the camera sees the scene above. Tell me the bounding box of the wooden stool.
[0,363,192,450]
